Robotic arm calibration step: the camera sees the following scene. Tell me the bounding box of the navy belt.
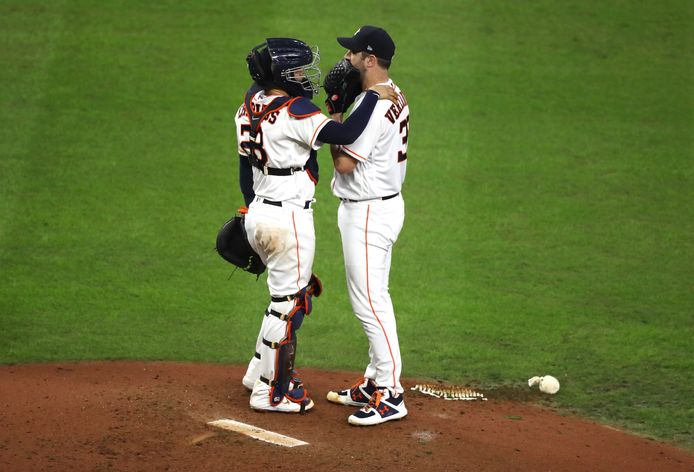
[340,192,399,203]
[261,198,312,209]
[252,162,306,176]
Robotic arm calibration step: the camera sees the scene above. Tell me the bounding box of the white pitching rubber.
[208,419,309,448]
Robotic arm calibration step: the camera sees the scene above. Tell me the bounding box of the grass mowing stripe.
[0,1,67,248]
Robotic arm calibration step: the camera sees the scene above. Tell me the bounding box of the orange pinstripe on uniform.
[291,211,301,292]
[364,205,398,389]
[341,144,368,161]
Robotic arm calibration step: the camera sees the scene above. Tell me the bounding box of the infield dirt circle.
[1,362,692,471]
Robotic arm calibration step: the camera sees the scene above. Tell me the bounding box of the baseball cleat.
[326,377,377,407]
[348,388,407,426]
[250,396,314,414]
[250,381,314,414]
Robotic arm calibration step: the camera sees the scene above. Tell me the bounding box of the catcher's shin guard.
[255,277,322,405]
[259,293,315,404]
[268,336,297,405]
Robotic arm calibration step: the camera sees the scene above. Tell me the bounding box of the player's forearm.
[331,145,358,174]
[238,154,255,206]
[328,113,358,173]
[316,91,379,145]
[328,113,343,160]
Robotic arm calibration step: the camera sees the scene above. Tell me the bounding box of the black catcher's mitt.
[216,215,266,275]
[323,59,362,115]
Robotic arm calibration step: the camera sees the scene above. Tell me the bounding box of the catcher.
[218,38,396,414]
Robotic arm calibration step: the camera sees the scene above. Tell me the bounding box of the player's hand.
[368,84,398,104]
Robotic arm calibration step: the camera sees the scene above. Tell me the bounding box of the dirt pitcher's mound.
[0,362,692,471]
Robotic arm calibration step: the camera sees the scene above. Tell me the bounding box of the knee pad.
[269,297,306,333]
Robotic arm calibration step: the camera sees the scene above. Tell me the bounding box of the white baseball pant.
[242,197,315,401]
[338,194,405,393]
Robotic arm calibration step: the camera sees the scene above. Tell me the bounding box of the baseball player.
[324,26,410,426]
[234,38,397,413]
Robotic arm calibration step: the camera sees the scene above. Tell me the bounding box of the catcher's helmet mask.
[216,215,266,276]
[246,38,321,98]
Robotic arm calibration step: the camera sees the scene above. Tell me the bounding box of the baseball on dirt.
[539,375,560,394]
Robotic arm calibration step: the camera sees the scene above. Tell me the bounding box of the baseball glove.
[323,59,362,115]
[216,214,266,276]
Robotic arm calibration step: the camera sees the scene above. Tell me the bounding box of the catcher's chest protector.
[242,91,292,166]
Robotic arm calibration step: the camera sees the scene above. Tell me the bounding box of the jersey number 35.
[397,116,409,162]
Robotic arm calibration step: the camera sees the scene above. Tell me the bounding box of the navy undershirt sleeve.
[238,154,255,206]
[316,90,380,145]
[305,150,319,183]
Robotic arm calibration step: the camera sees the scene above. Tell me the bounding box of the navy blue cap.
[337,25,395,61]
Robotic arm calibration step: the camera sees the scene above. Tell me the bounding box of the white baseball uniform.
[235,90,330,407]
[235,90,330,294]
[331,79,410,393]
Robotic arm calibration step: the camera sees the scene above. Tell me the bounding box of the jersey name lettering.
[264,110,280,125]
[238,105,280,125]
[384,91,408,124]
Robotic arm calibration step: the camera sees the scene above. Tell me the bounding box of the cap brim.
[337,37,360,51]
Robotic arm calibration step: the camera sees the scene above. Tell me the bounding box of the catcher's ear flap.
[247,42,272,84]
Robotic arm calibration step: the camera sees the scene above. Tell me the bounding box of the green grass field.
[1,0,692,449]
